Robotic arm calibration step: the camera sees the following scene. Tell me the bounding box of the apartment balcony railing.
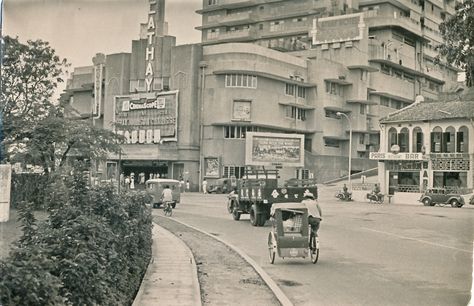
[262,23,310,38]
[368,44,416,69]
[208,28,256,41]
[201,0,256,11]
[364,11,422,36]
[207,11,255,25]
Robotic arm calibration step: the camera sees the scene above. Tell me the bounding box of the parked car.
[419,188,464,208]
[208,177,237,194]
[145,178,181,208]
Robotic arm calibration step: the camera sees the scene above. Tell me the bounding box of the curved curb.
[165,216,294,306]
[156,223,203,306]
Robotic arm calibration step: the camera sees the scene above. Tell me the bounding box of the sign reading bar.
[370,152,423,161]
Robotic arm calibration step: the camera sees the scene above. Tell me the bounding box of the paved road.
[158,188,473,306]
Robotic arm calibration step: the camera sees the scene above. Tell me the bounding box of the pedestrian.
[180,177,185,192]
[202,178,208,194]
[130,173,135,190]
[125,176,130,190]
[186,180,190,192]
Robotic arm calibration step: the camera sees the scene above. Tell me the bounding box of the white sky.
[2,0,202,69]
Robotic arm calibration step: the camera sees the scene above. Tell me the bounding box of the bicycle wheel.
[310,235,319,264]
[268,232,276,264]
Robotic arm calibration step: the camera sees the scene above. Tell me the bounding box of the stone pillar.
[0,164,12,222]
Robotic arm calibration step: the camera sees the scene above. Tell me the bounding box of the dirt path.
[154,216,281,306]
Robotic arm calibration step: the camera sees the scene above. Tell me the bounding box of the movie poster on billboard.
[113,90,179,143]
[245,132,304,167]
[204,157,220,178]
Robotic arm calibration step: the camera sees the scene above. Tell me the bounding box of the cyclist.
[372,183,381,201]
[301,190,322,236]
[161,185,173,209]
[342,183,351,200]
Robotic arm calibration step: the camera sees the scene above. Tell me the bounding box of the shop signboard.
[245,132,304,167]
[370,152,423,160]
[114,91,179,143]
[310,13,364,45]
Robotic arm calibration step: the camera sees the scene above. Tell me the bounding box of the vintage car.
[145,178,181,208]
[419,188,464,208]
[208,177,237,194]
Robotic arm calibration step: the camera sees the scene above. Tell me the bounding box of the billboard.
[114,90,179,143]
[245,132,304,167]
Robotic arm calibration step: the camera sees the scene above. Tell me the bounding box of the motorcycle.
[366,192,384,204]
[335,190,353,201]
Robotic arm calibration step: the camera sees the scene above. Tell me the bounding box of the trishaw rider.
[301,190,322,235]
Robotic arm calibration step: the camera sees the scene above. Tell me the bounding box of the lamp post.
[336,112,352,190]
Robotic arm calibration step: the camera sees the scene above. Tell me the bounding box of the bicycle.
[163,201,173,217]
[308,228,320,264]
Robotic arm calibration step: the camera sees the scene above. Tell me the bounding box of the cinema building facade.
[62,0,463,189]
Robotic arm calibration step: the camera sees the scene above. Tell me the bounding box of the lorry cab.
[145,178,181,208]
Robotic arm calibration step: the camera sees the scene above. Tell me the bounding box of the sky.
[2,0,202,69]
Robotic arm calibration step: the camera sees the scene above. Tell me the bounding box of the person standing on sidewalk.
[202,179,208,194]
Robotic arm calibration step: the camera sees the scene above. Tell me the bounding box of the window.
[225,74,257,88]
[393,70,403,79]
[286,106,306,121]
[380,96,390,107]
[259,24,264,30]
[325,81,343,96]
[398,128,409,152]
[404,37,415,47]
[388,127,398,150]
[360,104,366,115]
[296,169,310,179]
[325,110,340,119]
[208,0,217,5]
[270,20,284,32]
[224,126,257,139]
[359,135,365,145]
[324,139,340,147]
[208,28,220,39]
[431,127,443,153]
[285,83,306,98]
[223,166,245,178]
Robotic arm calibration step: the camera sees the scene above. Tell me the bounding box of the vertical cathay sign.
[145,0,158,92]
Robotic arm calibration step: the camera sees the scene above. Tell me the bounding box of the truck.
[227,169,318,226]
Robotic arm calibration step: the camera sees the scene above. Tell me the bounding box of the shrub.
[0,165,153,305]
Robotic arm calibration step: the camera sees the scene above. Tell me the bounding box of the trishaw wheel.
[310,235,319,264]
[227,200,234,214]
[268,232,276,264]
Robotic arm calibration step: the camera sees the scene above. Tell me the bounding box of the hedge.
[0,165,153,306]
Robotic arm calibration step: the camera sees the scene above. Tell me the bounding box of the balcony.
[264,2,327,20]
[204,11,255,27]
[369,44,416,70]
[364,11,423,37]
[206,28,257,42]
[261,23,310,39]
[198,0,257,13]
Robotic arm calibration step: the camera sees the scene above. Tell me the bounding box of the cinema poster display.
[114,91,178,143]
[204,157,220,178]
[245,132,304,167]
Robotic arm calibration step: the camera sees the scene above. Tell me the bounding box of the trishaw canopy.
[270,202,307,216]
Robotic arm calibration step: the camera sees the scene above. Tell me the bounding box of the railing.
[395,185,420,193]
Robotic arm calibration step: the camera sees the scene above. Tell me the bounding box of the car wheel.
[422,198,431,206]
[450,199,460,208]
[250,205,258,226]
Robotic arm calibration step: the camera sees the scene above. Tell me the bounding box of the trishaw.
[267,202,319,264]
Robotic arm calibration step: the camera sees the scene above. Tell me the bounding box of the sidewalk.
[133,223,202,306]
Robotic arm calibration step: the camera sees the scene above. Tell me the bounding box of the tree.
[438,0,474,87]
[0,36,68,162]
[1,36,123,171]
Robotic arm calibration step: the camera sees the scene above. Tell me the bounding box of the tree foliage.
[1,36,69,144]
[438,0,474,87]
[1,35,123,171]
